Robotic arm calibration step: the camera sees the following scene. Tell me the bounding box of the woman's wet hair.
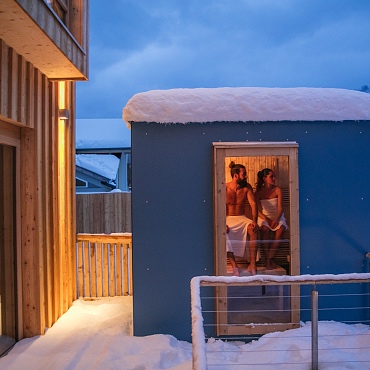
[229,161,246,178]
[256,168,273,190]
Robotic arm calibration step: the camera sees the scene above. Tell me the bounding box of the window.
[47,0,68,25]
[76,177,87,187]
[213,142,300,335]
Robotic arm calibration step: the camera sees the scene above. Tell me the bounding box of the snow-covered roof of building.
[76,154,120,180]
[122,87,370,127]
[76,119,131,149]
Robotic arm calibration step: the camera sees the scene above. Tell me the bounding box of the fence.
[191,273,370,370]
[76,233,133,298]
[76,192,131,234]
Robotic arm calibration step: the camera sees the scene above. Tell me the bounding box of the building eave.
[0,0,88,80]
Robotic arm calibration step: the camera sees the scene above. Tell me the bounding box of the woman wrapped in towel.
[255,168,288,270]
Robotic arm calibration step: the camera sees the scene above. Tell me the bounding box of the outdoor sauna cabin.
[123,87,370,342]
[0,0,88,354]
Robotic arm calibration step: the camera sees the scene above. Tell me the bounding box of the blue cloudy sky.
[76,0,370,119]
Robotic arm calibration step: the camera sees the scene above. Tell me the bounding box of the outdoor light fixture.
[59,108,69,120]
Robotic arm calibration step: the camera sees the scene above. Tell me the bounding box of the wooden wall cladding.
[19,79,77,337]
[0,39,41,127]
[0,39,77,338]
[225,155,290,189]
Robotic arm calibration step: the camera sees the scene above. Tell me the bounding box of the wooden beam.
[0,0,88,80]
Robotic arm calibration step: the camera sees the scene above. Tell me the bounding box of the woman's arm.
[271,187,284,228]
[246,188,259,229]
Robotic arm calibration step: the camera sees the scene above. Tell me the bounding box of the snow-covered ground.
[0,296,369,369]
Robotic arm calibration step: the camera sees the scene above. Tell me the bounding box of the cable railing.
[191,273,370,370]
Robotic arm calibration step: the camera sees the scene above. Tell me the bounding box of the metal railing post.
[311,288,319,370]
[191,274,370,369]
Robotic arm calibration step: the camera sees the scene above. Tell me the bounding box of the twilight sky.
[76,0,370,119]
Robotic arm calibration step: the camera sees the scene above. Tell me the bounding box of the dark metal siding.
[131,120,370,341]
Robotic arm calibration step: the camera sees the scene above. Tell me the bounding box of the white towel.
[226,215,259,261]
[258,198,288,231]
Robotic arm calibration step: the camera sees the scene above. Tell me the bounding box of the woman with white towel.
[255,168,288,270]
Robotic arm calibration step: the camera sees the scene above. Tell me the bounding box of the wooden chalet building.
[0,0,88,354]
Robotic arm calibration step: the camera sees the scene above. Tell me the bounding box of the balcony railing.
[191,273,370,370]
[76,233,132,298]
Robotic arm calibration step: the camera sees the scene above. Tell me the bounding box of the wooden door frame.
[213,141,300,336]
[0,120,23,340]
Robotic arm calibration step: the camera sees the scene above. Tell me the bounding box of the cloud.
[77,0,370,118]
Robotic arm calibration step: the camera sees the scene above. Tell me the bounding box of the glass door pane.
[0,144,17,356]
[213,142,300,336]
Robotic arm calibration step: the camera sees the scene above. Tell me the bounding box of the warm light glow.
[58,119,66,223]
[58,81,66,110]
[58,81,67,235]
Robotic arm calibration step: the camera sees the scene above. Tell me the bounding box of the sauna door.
[213,142,300,336]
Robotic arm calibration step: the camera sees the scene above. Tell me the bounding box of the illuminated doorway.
[213,142,300,336]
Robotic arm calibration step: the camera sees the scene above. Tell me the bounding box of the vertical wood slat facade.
[0,37,77,337]
[1,40,33,128]
[224,155,290,188]
[76,192,132,233]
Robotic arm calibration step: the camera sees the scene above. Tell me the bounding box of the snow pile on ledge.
[122,87,370,127]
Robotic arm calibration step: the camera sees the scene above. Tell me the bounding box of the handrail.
[76,233,132,242]
[196,273,370,287]
[191,273,370,370]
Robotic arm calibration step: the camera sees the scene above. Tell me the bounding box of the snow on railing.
[191,273,370,370]
[76,233,132,298]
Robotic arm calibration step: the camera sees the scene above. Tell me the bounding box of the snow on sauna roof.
[122,87,370,127]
